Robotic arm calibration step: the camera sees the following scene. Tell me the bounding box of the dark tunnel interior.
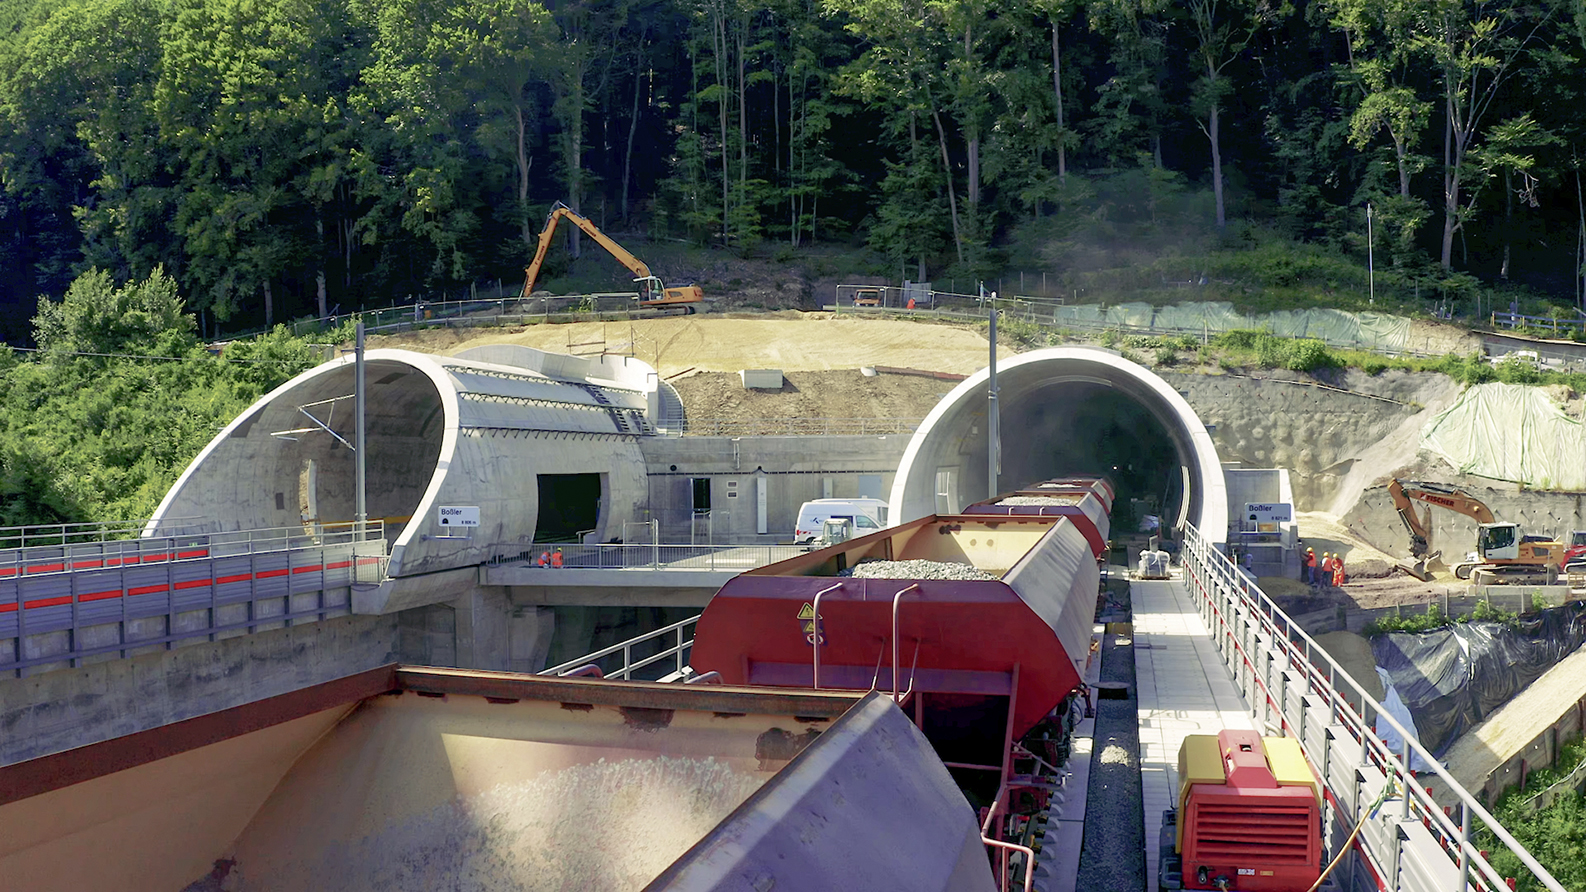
[1000,382,1184,533]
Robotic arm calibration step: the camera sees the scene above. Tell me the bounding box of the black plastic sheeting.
[1372,602,1586,758]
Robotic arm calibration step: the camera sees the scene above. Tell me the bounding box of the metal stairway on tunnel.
[578,383,655,436]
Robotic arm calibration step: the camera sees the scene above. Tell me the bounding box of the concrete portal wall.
[0,613,400,766]
[639,435,907,543]
[152,348,654,588]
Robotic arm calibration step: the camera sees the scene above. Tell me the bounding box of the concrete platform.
[1134,572,1256,892]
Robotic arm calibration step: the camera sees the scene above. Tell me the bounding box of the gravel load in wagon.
[838,559,998,581]
[997,495,1082,506]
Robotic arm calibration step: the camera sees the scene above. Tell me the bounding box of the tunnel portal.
[890,347,1227,542]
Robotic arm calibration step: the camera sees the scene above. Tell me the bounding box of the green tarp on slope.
[1420,383,1586,490]
[1044,301,1414,352]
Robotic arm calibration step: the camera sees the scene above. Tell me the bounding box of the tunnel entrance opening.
[537,473,602,542]
[1001,382,1183,535]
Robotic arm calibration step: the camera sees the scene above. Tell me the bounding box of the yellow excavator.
[1387,478,1564,584]
[521,201,704,314]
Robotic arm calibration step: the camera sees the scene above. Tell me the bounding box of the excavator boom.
[1387,479,1496,558]
[520,201,701,312]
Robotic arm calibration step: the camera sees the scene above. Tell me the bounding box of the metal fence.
[488,541,807,572]
[539,614,702,682]
[0,520,386,581]
[1181,522,1564,892]
[677,416,921,437]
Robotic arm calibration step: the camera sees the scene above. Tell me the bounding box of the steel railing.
[0,516,208,551]
[1181,522,1564,892]
[0,520,387,580]
[539,614,701,681]
[676,416,921,437]
[488,541,807,572]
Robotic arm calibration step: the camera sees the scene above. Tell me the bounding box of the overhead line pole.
[355,321,368,542]
[988,292,1000,500]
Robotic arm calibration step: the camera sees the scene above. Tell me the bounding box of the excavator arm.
[1387,478,1497,557]
[522,201,652,298]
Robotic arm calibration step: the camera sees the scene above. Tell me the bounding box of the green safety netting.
[1420,383,1586,490]
[1049,300,1414,352]
[1105,302,1156,327]
[1052,304,1108,325]
[1150,302,1253,332]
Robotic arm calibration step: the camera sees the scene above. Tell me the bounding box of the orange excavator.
[1387,478,1564,584]
[521,201,703,314]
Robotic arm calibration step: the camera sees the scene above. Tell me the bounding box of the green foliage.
[1468,598,1519,626]
[1210,330,1341,372]
[33,267,195,356]
[0,270,328,526]
[1363,603,1448,636]
[1478,737,1586,892]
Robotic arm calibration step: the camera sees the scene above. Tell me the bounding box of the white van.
[794,498,889,545]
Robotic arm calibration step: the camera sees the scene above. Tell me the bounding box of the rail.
[487,541,807,572]
[0,516,207,551]
[539,614,701,681]
[1181,522,1564,892]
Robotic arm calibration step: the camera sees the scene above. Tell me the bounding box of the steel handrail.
[891,584,921,701]
[810,582,845,689]
[538,614,700,679]
[1182,522,1564,892]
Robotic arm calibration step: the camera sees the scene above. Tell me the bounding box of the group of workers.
[1303,547,1346,587]
[535,548,565,568]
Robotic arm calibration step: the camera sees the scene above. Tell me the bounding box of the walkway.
[1133,572,1257,892]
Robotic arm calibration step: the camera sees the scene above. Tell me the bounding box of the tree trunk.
[714,10,730,245]
[263,280,274,328]
[516,103,533,247]
[1051,20,1065,181]
[315,216,328,319]
[1208,98,1225,229]
[737,18,747,209]
[1393,134,1411,199]
[930,108,965,263]
[963,23,979,209]
[566,60,586,259]
[1501,168,1512,280]
[1440,99,1460,270]
[622,62,641,224]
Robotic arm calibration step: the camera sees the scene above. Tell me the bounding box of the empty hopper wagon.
[0,667,1000,892]
[962,477,1114,558]
[688,511,1102,886]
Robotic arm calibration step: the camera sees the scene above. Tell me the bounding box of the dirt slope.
[373,311,1008,378]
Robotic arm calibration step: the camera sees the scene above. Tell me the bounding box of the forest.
[3,0,1586,343]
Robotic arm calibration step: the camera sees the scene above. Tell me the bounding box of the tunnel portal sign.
[438,506,480,527]
[1245,502,1292,524]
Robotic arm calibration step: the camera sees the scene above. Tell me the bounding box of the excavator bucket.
[1397,557,1434,582]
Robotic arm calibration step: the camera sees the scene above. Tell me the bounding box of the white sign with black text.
[1244,502,1292,524]
[438,506,480,527]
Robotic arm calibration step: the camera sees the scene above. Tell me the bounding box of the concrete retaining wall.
[0,613,401,766]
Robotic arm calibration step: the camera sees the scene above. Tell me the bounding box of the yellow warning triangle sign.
[801,620,817,634]
[796,602,816,620]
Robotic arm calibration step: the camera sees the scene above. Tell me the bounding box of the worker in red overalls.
[1332,553,1346,586]
[551,548,564,568]
[536,550,551,567]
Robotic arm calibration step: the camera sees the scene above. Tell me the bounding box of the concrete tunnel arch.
[890,346,1227,544]
[147,346,661,593]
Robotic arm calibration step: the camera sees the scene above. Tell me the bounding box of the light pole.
[1367,203,1375,306]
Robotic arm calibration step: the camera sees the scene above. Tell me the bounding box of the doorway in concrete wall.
[536,473,602,542]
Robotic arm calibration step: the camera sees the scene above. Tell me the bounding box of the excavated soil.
[671,370,953,423]
[376,312,1010,378]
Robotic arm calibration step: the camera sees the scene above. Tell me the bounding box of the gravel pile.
[998,495,1080,506]
[838,559,997,580]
